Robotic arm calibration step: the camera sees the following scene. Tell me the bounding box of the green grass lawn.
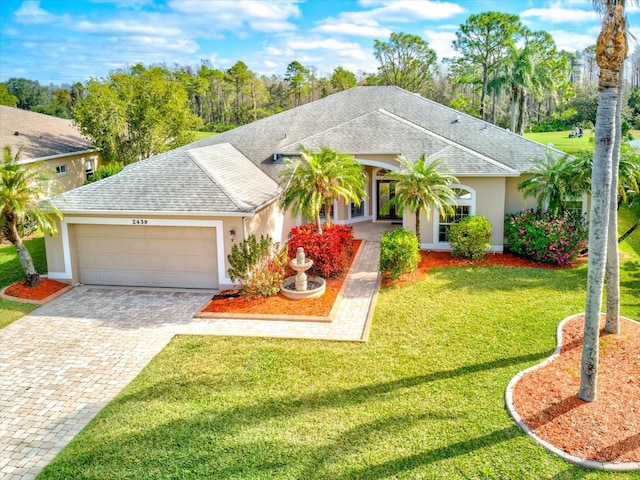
[0,235,46,329]
[191,130,216,141]
[37,213,640,479]
[524,129,640,155]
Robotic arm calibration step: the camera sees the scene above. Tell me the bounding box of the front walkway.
[0,240,380,480]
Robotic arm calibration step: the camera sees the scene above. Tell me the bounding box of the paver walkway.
[0,240,380,480]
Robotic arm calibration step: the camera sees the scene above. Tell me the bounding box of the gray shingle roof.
[0,106,95,161]
[54,86,560,215]
[53,143,279,214]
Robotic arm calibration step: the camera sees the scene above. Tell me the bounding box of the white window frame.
[433,184,476,248]
[55,164,67,175]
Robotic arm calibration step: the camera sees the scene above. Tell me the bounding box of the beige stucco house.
[44,86,568,291]
[0,105,102,192]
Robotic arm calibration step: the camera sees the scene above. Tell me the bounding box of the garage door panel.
[75,224,218,289]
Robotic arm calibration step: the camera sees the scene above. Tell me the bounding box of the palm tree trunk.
[605,63,623,334]
[414,209,421,245]
[6,222,40,286]
[579,2,627,403]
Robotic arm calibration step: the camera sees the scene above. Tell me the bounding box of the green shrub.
[448,216,492,261]
[287,223,354,278]
[85,162,125,184]
[380,227,420,280]
[227,234,287,298]
[504,209,588,266]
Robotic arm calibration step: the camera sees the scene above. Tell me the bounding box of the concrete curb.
[505,313,640,472]
[0,282,73,305]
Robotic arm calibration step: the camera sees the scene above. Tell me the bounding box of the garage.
[75,224,218,289]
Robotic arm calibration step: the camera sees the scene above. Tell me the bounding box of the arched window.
[436,185,475,243]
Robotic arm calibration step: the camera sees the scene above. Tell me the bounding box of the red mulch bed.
[3,278,68,301]
[512,314,640,463]
[201,239,362,317]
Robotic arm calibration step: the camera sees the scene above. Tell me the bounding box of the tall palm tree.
[381,155,457,244]
[580,0,630,402]
[279,147,366,234]
[1,146,62,286]
[517,150,588,216]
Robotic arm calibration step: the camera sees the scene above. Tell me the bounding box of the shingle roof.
[0,106,95,161]
[189,86,561,180]
[53,86,561,215]
[53,143,279,214]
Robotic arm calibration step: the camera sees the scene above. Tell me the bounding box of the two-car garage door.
[75,224,218,289]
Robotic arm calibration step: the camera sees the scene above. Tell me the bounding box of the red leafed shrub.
[287,223,354,278]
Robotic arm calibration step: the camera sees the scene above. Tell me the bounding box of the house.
[0,105,102,192]
[44,86,565,290]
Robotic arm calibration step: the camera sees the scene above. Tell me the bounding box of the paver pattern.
[0,239,380,480]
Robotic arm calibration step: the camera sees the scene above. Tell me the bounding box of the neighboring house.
[0,105,101,192]
[45,86,567,290]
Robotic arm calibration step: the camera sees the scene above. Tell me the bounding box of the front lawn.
[38,228,639,478]
[0,235,46,328]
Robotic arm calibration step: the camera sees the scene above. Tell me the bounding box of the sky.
[1,0,639,86]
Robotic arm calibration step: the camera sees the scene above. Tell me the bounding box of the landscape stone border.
[505,312,640,472]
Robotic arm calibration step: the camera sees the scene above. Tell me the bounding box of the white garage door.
[75,224,218,289]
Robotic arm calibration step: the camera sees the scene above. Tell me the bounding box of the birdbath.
[280,247,326,300]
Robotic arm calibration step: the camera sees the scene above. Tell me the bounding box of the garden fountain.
[280,247,326,300]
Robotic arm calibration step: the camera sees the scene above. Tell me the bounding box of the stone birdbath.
[280,247,326,300]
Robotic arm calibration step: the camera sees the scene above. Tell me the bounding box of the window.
[439,206,470,242]
[436,186,475,243]
[351,201,365,218]
[319,203,333,220]
[84,159,95,180]
[55,165,67,175]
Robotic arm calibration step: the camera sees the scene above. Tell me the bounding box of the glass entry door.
[377,180,402,221]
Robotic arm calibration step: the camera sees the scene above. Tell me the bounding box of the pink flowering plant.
[504,209,587,266]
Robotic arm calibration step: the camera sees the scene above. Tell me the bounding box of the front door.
[377,180,402,221]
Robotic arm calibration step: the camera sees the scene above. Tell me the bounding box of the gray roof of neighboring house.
[0,106,95,162]
[53,143,280,214]
[52,86,560,216]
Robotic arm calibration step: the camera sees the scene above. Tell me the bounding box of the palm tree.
[380,155,457,244]
[1,146,62,286]
[580,0,630,402]
[517,150,588,216]
[279,147,366,234]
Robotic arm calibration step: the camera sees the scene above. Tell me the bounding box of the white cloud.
[520,7,597,24]
[14,1,58,24]
[356,0,466,21]
[314,22,391,38]
[547,28,600,53]
[423,30,457,60]
[74,19,183,37]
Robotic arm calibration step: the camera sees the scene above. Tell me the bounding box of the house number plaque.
[131,219,149,225]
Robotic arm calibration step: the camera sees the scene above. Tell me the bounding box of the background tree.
[4,77,51,111]
[0,84,18,107]
[284,61,310,107]
[329,66,358,93]
[381,155,457,244]
[452,12,522,121]
[580,1,629,403]
[279,147,366,234]
[1,147,62,286]
[73,64,201,164]
[225,61,252,125]
[373,32,438,94]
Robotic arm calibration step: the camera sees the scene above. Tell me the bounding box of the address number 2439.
[132,219,148,225]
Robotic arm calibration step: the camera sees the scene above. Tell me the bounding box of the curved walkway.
[0,240,381,480]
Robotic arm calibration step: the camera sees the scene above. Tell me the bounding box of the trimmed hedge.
[287,223,354,278]
[448,216,492,261]
[380,227,420,280]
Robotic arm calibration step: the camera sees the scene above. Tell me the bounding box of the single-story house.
[45,86,569,290]
[0,105,102,192]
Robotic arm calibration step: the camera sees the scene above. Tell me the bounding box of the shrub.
[287,223,354,278]
[380,227,420,280]
[85,162,125,184]
[227,234,287,298]
[504,209,588,266]
[448,216,492,260]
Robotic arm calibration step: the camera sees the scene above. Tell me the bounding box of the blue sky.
[1,0,639,86]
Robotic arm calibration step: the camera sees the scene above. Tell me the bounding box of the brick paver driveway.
[0,287,211,480]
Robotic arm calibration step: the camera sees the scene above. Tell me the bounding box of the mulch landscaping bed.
[3,278,69,301]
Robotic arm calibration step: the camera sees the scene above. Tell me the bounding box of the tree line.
[2,10,640,163]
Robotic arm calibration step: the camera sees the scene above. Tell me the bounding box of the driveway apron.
[0,288,211,480]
